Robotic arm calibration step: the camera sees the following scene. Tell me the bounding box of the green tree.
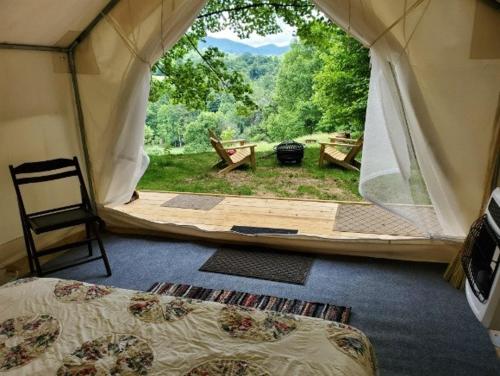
[145,100,161,133]
[221,127,236,141]
[155,47,255,110]
[216,94,251,135]
[265,111,301,140]
[156,103,195,147]
[265,41,322,140]
[184,112,223,153]
[144,125,155,145]
[301,22,370,133]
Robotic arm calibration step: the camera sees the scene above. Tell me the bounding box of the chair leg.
[319,146,325,167]
[85,223,93,256]
[212,159,226,169]
[218,163,238,175]
[21,225,35,275]
[250,154,256,171]
[26,231,42,277]
[334,160,360,172]
[92,223,112,277]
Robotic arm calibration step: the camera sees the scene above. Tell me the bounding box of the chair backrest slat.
[15,170,78,185]
[12,158,76,174]
[208,129,219,141]
[345,135,364,162]
[29,204,83,218]
[9,157,92,218]
[210,137,232,163]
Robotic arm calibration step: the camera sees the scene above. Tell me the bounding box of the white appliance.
[465,187,500,346]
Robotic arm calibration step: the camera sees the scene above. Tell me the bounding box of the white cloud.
[208,20,296,47]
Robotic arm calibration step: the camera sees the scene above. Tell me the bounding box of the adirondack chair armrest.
[221,139,246,145]
[329,137,357,143]
[228,144,257,150]
[320,142,355,148]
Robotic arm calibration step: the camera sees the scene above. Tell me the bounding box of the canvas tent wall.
[0,0,499,268]
[0,0,207,267]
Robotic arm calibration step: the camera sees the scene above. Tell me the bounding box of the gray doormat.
[161,194,224,210]
[231,226,298,235]
[199,247,313,284]
[334,204,426,236]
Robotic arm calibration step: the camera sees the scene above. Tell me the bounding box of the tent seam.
[101,12,152,68]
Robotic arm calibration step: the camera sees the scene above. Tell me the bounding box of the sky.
[208,20,296,47]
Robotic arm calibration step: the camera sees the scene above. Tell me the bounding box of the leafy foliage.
[146,53,279,150]
[300,21,370,133]
[144,125,155,145]
[157,103,196,147]
[151,0,318,110]
[184,112,223,153]
[145,0,370,152]
[264,42,322,140]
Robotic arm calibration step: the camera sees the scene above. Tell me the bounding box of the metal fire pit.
[274,140,305,164]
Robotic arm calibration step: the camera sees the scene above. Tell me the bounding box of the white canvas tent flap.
[315,0,500,236]
[74,0,207,205]
[0,0,499,268]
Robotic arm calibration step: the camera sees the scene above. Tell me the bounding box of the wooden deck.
[105,191,460,262]
[113,191,420,240]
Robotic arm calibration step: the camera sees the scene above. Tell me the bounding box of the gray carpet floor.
[45,233,500,376]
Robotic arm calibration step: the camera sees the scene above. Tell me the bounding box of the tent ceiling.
[0,0,108,47]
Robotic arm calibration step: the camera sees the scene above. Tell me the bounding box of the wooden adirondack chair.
[319,135,363,171]
[208,129,248,167]
[210,137,257,174]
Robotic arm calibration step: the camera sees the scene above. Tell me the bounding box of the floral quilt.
[0,278,376,375]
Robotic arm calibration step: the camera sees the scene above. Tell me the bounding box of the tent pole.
[492,152,500,190]
[481,96,500,211]
[62,0,121,211]
[68,0,121,50]
[0,43,67,53]
[67,49,97,211]
[490,99,500,191]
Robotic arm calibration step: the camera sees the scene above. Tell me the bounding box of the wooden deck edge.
[137,189,437,208]
[136,189,367,204]
[101,207,461,264]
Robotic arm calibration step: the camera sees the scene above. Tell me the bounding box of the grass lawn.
[139,144,363,201]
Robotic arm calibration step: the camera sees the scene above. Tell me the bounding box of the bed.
[0,278,377,375]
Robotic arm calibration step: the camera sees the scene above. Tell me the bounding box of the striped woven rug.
[148,282,351,323]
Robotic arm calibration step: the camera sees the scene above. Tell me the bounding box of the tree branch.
[197,2,310,19]
[156,64,168,76]
[184,35,230,89]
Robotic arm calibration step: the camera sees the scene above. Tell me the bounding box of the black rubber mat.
[230,225,298,235]
[199,247,312,284]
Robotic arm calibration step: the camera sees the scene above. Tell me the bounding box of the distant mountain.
[199,37,290,56]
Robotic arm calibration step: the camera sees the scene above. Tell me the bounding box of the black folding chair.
[9,157,112,277]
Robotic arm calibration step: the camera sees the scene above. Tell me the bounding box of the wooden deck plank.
[118,208,334,233]
[140,193,339,212]
[134,192,338,220]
